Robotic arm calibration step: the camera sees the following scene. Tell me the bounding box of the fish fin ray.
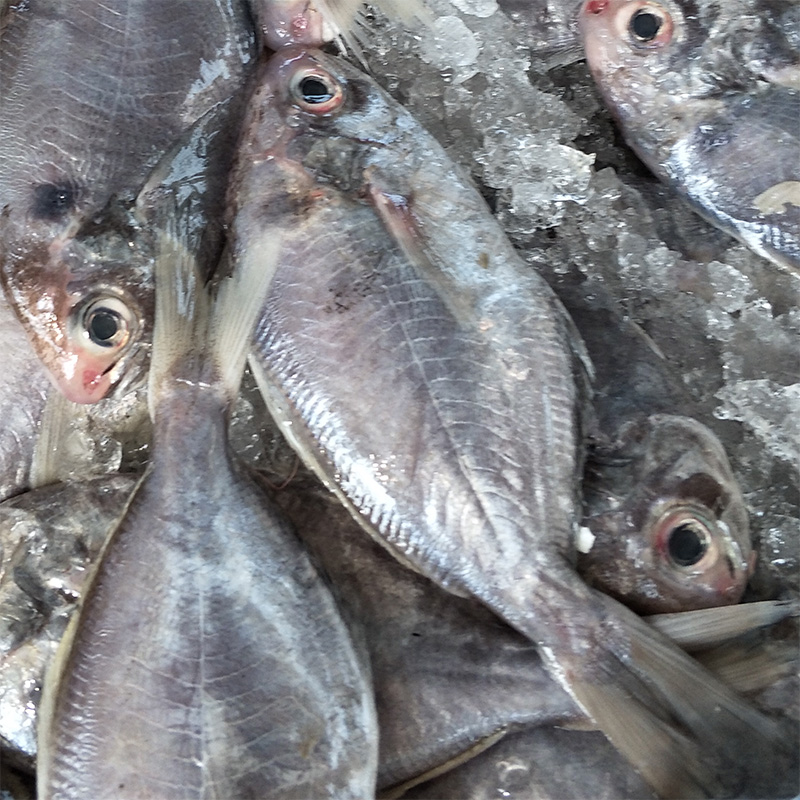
[211,229,282,399]
[150,219,211,413]
[561,593,796,798]
[646,600,798,651]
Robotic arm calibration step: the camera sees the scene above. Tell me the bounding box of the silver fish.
[551,275,754,613]
[578,0,800,272]
[231,46,795,797]
[0,0,254,403]
[37,229,377,798]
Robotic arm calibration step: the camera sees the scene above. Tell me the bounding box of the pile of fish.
[0,0,798,798]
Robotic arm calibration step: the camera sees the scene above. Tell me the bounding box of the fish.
[579,413,754,614]
[578,0,800,273]
[0,0,255,403]
[37,226,378,798]
[250,0,428,52]
[548,274,754,614]
[230,45,797,798]
[497,0,585,63]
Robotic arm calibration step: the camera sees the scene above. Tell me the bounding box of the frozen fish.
[580,413,753,614]
[37,228,377,798]
[232,46,795,797]
[551,275,753,613]
[1,457,788,792]
[578,0,800,272]
[0,0,254,403]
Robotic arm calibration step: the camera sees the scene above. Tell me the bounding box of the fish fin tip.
[150,220,209,410]
[560,594,795,797]
[211,229,283,398]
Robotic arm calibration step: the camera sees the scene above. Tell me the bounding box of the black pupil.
[88,309,120,345]
[299,76,333,105]
[668,523,707,567]
[32,182,78,221]
[631,10,662,41]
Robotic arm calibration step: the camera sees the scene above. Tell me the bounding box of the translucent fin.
[211,228,282,400]
[646,600,798,652]
[149,224,211,417]
[697,640,797,695]
[29,391,78,488]
[562,594,795,799]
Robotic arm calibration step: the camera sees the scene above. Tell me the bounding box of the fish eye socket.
[625,4,673,48]
[666,520,710,567]
[77,296,136,352]
[32,182,79,221]
[289,68,344,114]
[631,9,661,40]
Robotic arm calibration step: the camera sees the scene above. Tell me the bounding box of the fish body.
[38,233,377,798]
[0,0,255,403]
[578,0,800,272]
[232,46,795,797]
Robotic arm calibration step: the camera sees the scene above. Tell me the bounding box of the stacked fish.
[0,1,798,798]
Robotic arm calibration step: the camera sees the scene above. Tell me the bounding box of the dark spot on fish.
[87,308,121,346]
[667,522,708,566]
[31,182,79,221]
[630,10,662,42]
[675,473,724,512]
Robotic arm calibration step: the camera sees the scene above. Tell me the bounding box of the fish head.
[577,0,703,143]
[231,46,406,208]
[579,414,753,614]
[0,187,153,404]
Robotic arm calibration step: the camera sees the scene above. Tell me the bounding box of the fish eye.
[667,521,709,567]
[625,3,673,49]
[75,296,136,353]
[32,182,80,221]
[289,68,344,115]
[652,507,717,570]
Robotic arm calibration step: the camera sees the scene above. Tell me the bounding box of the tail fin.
[151,222,282,414]
[558,591,798,798]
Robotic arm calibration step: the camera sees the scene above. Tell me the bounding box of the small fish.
[579,414,754,614]
[550,274,754,614]
[0,0,254,403]
[231,46,796,798]
[578,0,800,272]
[37,226,378,798]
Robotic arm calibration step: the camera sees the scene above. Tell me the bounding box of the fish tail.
[552,592,798,798]
[209,228,282,401]
[149,223,212,416]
